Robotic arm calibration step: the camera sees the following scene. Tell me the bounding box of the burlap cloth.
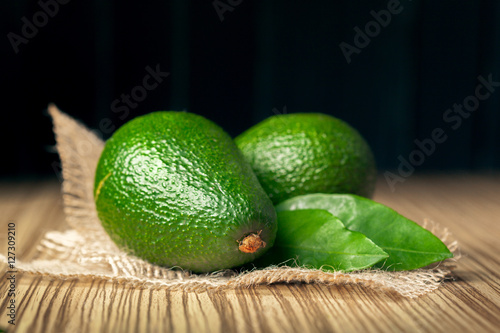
[1,105,459,298]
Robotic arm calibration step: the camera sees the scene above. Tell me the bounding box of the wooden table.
[0,174,499,332]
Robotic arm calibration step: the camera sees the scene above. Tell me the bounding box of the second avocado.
[235,113,377,205]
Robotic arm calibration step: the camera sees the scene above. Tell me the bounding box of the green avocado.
[94,111,277,273]
[235,113,377,205]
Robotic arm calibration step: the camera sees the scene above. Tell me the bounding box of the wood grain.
[0,175,499,333]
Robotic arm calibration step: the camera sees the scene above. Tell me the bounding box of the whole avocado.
[235,113,377,205]
[94,111,277,273]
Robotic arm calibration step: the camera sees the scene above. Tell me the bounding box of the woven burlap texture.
[2,105,458,298]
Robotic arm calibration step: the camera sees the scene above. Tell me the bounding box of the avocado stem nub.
[238,231,266,253]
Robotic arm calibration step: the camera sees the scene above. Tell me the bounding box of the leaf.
[276,194,453,270]
[254,209,388,272]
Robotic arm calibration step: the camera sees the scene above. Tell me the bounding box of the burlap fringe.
[0,105,458,298]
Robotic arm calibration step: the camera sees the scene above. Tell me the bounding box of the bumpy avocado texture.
[235,113,377,205]
[94,111,277,273]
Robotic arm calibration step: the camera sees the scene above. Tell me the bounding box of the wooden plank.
[0,175,499,332]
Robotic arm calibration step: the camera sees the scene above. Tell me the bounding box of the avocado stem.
[238,231,266,253]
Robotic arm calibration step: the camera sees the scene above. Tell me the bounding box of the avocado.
[94,111,277,273]
[235,113,377,205]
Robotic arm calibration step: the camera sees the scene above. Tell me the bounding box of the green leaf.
[276,194,453,270]
[254,209,389,272]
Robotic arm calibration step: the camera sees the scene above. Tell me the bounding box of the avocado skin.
[235,113,377,205]
[94,111,277,273]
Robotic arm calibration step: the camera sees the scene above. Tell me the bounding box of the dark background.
[1,0,499,181]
